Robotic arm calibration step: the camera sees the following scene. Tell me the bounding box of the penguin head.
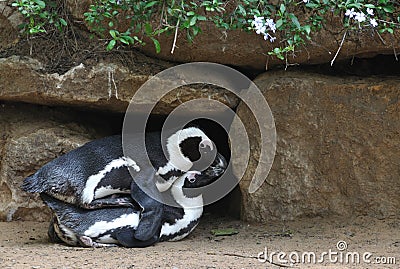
[183,153,227,189]
[166,127,216,173]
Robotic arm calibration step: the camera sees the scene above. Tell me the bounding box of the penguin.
[22,126,220,211]
[41,164,226,248]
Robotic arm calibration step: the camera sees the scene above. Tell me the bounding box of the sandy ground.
[0,214,399,269]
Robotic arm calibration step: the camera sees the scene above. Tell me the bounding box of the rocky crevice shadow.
[0,103,119,221]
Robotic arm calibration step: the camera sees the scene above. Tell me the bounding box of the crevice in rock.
[294,54,400,77]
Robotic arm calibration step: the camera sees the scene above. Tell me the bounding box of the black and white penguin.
[22,126,220,210]
[41,166,226,248]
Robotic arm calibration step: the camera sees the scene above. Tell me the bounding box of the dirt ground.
[0,214,399,269]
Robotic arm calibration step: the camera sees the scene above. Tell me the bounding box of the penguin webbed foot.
[79,236,118,248]
[47,217,63,243]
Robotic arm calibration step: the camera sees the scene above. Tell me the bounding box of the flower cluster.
[345,7,378,27]
[251,15,277,42]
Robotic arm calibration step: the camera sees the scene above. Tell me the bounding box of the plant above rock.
[11,0,400,66]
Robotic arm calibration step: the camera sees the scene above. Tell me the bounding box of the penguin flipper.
[85,196,134,209]
[115,228,159,248]
[130,169,164,242]
[21,174,44,193]
[134,206,163,241]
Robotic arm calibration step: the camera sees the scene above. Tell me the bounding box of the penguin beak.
[206,152,227,178]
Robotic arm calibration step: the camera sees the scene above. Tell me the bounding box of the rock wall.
[0,1,21,51]
[235,72,400,222]
[0,56,238,114]
[0,104,100,221]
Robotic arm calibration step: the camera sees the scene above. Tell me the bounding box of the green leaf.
[151,37,161,53]
[106,39,116,51]
[144,1,158,9]
[133,36,144,44]
[190,16,197,26]
[305,3,319,8]
[269,47,285,60]
[109,29,117,39]
[120,37,130,45]
[144,23,153,35]
[192,25,200,36]
[383,6,394,13]
[108,21,114,27]
[153,27,169,35]
[238,5,246,16]
[197,15,207,21]
[183,20,190,28]
[186,11,195,16]
[364,4,375,8]
[276,18,283,29]
[280,4,286,14]
[34,0,46,9]
[122,35,135,44]
[210,228,239,236]
[303,25,311,35]
[293,33,302,43]
[347,3,362,9]
[59,18,67,26]
[289,13,301,29]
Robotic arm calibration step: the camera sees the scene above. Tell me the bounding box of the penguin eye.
[188,177,196,183]
[199,139,213,151]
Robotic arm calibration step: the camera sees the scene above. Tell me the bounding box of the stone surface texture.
[0,56,239,114]
[0,104,98,221]
[235,71,400,222]
[0,1,22,51]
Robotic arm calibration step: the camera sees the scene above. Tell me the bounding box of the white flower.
[252,15,264,26]
[263,33,276,42]
[345,8,355,18]
[370,18,378,27]
[256,25,266,35]
[366,8,374,16]
[252,16,276,43]
[354,12,366,22]
[303,0,309,3]
[265,18,276,33]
